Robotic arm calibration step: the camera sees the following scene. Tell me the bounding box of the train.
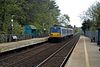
[48,25,74,41]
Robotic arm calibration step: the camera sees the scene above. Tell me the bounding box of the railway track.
[0,34,80,67]
[37,34,80,67]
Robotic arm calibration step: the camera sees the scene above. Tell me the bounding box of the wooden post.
[97,27,100,46]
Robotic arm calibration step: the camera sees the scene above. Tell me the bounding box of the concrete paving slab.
[0,37,48,53]
[65,36,100,67]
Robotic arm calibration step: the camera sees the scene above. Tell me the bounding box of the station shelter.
[23,25,37,37]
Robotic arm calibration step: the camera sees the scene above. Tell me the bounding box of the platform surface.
[0,37,48,53]
[65,36,100,67]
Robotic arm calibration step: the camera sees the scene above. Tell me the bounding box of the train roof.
[51,25,73,30]
[51,26,73,30]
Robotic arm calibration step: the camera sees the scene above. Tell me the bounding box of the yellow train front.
[48,25,73,42]
[49,32,62,40]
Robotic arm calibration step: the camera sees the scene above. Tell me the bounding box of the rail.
[37,34,80,67]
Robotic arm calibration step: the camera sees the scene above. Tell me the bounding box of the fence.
[0,34,48,43]
[85,30,98,42]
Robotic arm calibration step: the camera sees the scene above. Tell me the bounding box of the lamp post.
[44,28,46,36]
[11,19,13,35]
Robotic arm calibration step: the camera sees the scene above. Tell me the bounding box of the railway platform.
[65,36,100,67]
[0,37,48,53]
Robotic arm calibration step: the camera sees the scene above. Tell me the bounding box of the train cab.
[49,26,61,38]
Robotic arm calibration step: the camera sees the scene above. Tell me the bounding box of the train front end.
[48,26,62,42]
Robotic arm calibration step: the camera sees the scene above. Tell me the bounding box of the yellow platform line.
[84,37,90,67]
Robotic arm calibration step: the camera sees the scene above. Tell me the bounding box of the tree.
[30,0,60,33]
[0,0,26,34]
[81,1,100,31]
[81,19,92,34]
[57,14,70,27]
[0,0,60,34]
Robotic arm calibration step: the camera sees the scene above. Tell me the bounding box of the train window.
[50,27,61,33]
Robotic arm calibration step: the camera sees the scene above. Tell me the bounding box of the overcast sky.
[55,0,100,27]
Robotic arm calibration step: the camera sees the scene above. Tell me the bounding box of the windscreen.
[50,27,61,33]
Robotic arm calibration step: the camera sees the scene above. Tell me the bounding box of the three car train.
[49,25,74,41]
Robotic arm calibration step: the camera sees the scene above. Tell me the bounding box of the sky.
[55,0,100,27]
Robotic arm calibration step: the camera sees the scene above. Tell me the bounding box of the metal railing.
[0,34,48,43]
